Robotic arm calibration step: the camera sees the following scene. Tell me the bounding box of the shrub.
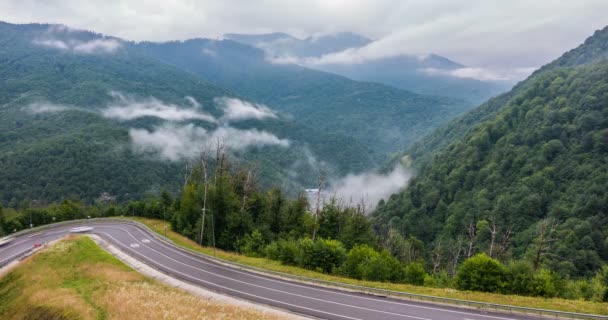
[341,245,378,279]
[505,260,535,295]
[404,262,426,285]
[238,230,266,257]
[456,253,507,293]
[530,269,563,298]
[360,250,404,282]
[297,238,346,273]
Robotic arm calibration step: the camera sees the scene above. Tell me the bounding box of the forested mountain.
[226,32,508,104]
[375,26,608,278]
[224,32,372,57]
[135,39,469,154]
[0,22,374,203]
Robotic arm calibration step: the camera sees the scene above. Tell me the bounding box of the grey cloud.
[216,97,278,122]
[102,91,216,122]
[3,0,606,71]
[25,102,71,114]
[33,38,121,54]
[129,124,289,161]
[328,164,412,212]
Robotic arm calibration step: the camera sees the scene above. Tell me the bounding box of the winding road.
[0,221,550,320]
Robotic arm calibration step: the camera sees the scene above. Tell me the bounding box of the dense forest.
[0,22,375,202]
[2,145,607,302]
[374,28,608,282]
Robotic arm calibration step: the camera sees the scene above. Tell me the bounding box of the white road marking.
[130,243,140,248]
[28,232,44,238]
[121,225,517,320]
[100,231,362,320]
[141,239,151,244]
[111,226,430,320]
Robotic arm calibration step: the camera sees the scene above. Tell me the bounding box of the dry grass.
[0,235,285,320]
[130,217,608,315]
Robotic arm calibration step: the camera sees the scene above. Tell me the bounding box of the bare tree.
[240,170,254,216]
[198,148,210,246]
[495,226,512,259]
[466,222,477,258]
[532,217,559,270]
[431,240,443,273]
[183,163,193,190]
[487,216,498,258]
[449,236,465,276]
[311,173,325,241]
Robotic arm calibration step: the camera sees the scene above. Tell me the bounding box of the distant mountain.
[226,32,508,104]
[135,38,470,156]
[0,22,374,203]
[374,26,608,278]
[225,32,372,57]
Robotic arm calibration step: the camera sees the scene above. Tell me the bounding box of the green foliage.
[297,238,347,273]
[0,22,377,204]
[404,262,427,285]
[137,39,471,156]
[456,254,507,293]
[238,230,266,257]
[376,45,608,279]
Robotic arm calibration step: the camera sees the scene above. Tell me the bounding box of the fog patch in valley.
[216,97,278,122]
[102,91,216,123]
[25,102,71,114]
[129,124,289,161]
[325,156,413,212]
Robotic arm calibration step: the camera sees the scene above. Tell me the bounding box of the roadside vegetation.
[0,236,283,320]
[134,217,608,315]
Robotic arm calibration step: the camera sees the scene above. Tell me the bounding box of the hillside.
[0,22,374,203]
[226,32,508,104]
[135,39,470,155]
[407,26,608,166]
[374,27,608,278]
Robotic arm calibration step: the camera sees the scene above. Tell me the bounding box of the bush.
[297,238,346,273]
[505,260,535,295]
[456,253,507,293]
[238,230,266,257]
[341,245,378,279]
[265,239,299,265]
[404,262,426,285]
[360,250,404,282]
[530,269,563,298]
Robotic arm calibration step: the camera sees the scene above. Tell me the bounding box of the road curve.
[0,221,541,320]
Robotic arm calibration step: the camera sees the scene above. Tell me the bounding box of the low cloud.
[130,124,289,161]
[328,164,412,212]
[216,97,277,122]
[420,67,536,81]
[102,91,216,122]
[33,38,122,54]
[25,102,70,114]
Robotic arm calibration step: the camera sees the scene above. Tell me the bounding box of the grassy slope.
[131,217,608,315]
[0,236,281,320]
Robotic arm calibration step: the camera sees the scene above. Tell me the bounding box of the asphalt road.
[0,221,545,320]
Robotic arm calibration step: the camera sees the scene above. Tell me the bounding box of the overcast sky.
[1,0,607,72]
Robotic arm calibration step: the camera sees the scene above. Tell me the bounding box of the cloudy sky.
[1,0,607,72]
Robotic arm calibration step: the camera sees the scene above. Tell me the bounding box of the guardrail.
[0,247,34,269]
[6,218,608,319]
[122,219,608,320]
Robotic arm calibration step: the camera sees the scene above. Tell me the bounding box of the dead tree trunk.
[199,150,209,246]
[533,218,559,270]
[311,174,325,241]
[466,222,476,258]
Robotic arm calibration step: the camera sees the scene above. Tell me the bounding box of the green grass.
[0,235,283,320]
[129,217,608,315]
